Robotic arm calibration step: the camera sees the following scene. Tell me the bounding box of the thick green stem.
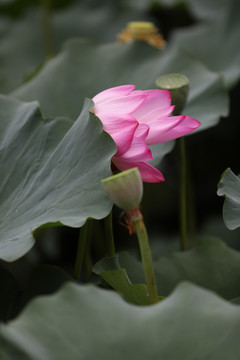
[104,210,115,257]
[133,219,159,304]
[74,221,89,281]
[40,0,56,57]
[178,137,187,251]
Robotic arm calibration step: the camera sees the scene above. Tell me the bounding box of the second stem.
[133,218,159,304]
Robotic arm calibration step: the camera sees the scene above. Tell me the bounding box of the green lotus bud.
[155,73,189,115]
[102,168,143,211]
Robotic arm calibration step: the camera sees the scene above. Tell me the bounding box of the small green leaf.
[94,256,164,305]
[96,237,240,300]
[98,268,150,305]
[217,168,240,230]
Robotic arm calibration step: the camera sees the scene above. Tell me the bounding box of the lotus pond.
[0,0,240,359]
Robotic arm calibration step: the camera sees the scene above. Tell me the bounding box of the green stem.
[83,230,93,280]
[40,0,56,57]
[187,169,197,248]
[74,220,89,281]
[104,210,115,257]
[178,137,187,251]
[133,218,159,304]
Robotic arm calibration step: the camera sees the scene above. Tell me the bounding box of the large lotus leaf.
[0,95,115,262]
[217,168,240,230]
[200,215,240,250]
[0,1,146,93]
[53,0,147,45]
[95,237,240,300]
[137,0,240,86]
[132,0,234,20]
[0,11,45,94]
[170,0,240,88]
[183,0,236,20]
[13,39,228,130]
[1,281,240,359]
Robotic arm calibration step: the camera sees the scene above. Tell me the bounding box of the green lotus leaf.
[0,95,115,261]
[0,1,145,93]
[95,237,240,300]
[1,281,240,359]
[200,215,240,250]
[0,11,45,93]
[52,0,146,45]
[184,0,235,20]
[132,0,240,86]
[170,0,240,88]
[93,256,151,305]
[96,268,150,305]
[13,39,228,130]
[133,0,234,21]
[11,39,228,167]
[217,168,240,230]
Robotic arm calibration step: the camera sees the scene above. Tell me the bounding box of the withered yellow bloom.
[118,21,166,49]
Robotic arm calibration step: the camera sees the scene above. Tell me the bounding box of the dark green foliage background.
[0,0,240,358]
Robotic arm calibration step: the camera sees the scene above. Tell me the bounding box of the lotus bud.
[155,73,189,115]
[102,168,143,211]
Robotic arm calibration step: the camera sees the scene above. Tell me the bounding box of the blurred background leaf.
[169,0,240,88]
[95,237,240,300]
[0,0,148,93]
[0,0,240,331]
[2,281,240,359]
[12,39,228,128]
[1,0,239,92]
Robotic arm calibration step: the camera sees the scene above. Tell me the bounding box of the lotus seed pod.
[102,168,143,211]
[155,73,189,115]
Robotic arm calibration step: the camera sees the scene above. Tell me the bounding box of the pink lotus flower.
[92,85,200,182]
